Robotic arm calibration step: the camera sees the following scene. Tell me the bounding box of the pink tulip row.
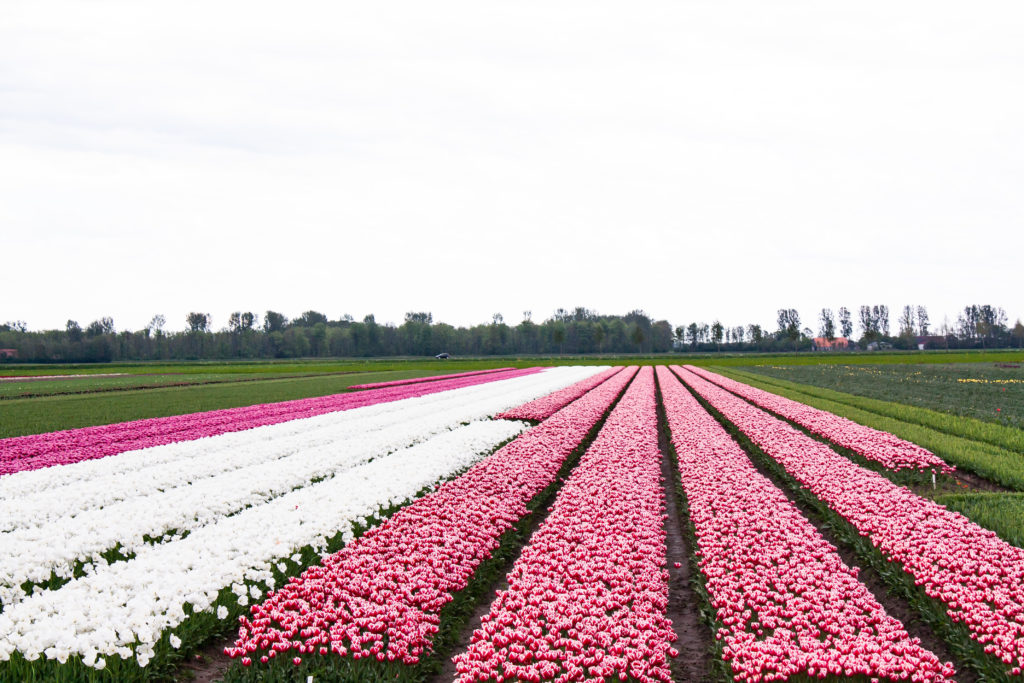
[225,366,640,667]
[347,368,515,391]
[453,367,676,683]
[497,367,624,421]
[674,365,1024,677]
[685,366,952,473]
[657,367,954,682]
[0,367,541,476]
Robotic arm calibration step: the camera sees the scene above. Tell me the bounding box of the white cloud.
[2,0,1022,332]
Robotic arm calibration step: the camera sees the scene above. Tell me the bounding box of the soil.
[658,448,714,682]
[173,635,235,683]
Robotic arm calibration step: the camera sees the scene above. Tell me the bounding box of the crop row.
[0,368,604,680]
[0,366,542,474]
[674,365,1024,677]
[658,367,953,682]
[0,369,601,607]
[454,367,676,683]
[685,366,952,473]
[225,366,639,672]
[496,367,624,421]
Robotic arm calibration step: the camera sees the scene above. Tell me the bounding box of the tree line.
[1,304,1021,363]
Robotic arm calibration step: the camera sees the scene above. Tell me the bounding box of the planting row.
[454,367,676,682]
[0,366,542,475]
[0,367,607,678]
[658,367,954,682]
[0,369,602,606]
[496,367,624,421]
[674,365,1024,677]
[686,365,952,473]
[347,367,514,391]
[226,367,639,669]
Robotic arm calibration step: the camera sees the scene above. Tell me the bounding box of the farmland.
[1,358,1023,682]
[744,362,1024,428]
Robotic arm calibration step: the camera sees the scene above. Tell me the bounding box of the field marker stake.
[932,472,936,490]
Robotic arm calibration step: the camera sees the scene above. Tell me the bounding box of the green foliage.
[937,493,1024,549]
[711,368,1024,491]
[742,362,1024,431]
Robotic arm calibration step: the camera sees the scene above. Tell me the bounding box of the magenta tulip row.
[674,365,1024,677]
[0,367,541,476]
[346,367,515,391]
[685,366,951,473]
[225,366,639,667]
[454,367,676,683]
[657,367,953,682]
[497,367,623,421]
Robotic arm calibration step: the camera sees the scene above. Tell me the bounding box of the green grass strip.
[713,368,1024,492]
[936,492,1024,550]
[731,367,1024,454]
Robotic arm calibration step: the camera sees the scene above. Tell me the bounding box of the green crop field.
[937,493,1024,548]
[744,361,1024,428]
[2,350,1022,438]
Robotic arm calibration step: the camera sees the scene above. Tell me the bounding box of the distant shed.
[0,349,17,359]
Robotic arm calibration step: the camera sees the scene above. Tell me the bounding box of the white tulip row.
[0,366,602,506]
[0,367,604,603]
[0,419,531,668]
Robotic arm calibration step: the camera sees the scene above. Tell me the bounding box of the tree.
[66,320,83,343]
[916,306,930,336]
[819,308,835,341]
[858,305,875,341]
[684,323,700,350]
[838,307,853,339]
[294,310,328,327]
[874,305,890,336]
[147,315,167,337]
[1013,320,1024,348]
[404,312,433,324]
[630,323,645,353]
[898,305,916,338]
[263,311,287,333]
[522,310,532,323]
[777,309,800,348]
[711,320,724,350]
[185,312,211,333]
[492,313,504,325]
[552,322,566,354]
[747,324,764,344]
[86,317,114,337]
[2,320,27,333]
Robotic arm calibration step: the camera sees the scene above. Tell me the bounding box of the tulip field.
[1,362,1023,682]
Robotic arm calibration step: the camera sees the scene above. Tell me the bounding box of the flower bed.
[224,366,639,670]
[675,364,1024,677]
[347,368,515,391]
[496,366,622,421]
[685,365,951,473]
[0,369,596,606]
[0,367,544,475]
[453,367,678,683]
[658,367,953,682]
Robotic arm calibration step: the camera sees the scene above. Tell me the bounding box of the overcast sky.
[2,1,1022,333]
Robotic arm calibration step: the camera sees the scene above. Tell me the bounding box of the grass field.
[713,367,1024,491]
[1,350,1022,439]
[745,361,1024,428]
[937,492,1024,548]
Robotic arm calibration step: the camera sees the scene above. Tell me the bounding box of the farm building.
[0,348,18,359]
[811,337,850,351]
